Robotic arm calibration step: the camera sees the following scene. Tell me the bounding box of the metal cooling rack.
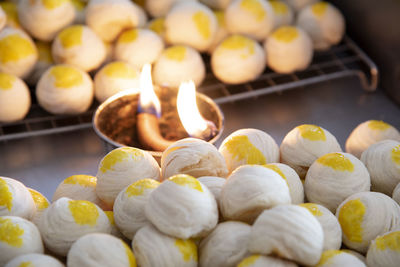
[0,36,378,142]
[199,36,378,104]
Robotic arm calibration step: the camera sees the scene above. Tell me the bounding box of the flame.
[139,64,161,116]
[177,81,209,137]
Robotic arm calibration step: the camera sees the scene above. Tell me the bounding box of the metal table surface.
[0,76,399,199]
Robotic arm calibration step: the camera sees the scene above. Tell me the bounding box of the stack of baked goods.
[1,119,400,266]
[0,0,346,122]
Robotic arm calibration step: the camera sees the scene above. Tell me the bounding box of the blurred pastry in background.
[0,72,31,122]
[225,0,274,41]
[114,28,165,69]
[18,0,75,41]
[94,61,140,103]
[212,35,265,84]
[86,0,147,42]
[0,27,38,78]
[153,45,205,88]
[165,1,217,52]
[264,26,313,73]
[297,1,345,50]
[52,25,106,72]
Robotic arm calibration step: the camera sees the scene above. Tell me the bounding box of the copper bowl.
[92,89,224,162]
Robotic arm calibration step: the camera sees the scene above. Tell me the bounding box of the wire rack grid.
[0,36,378,142]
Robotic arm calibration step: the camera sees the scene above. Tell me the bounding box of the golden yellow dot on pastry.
[318,250,343,265]
[175,239,198,262]
[103,62,138,79]
[126,179,160,197]
[0,2,20,28]
[238,255,260,267]
[240,0,266,22]
[28,189,49,210]
[271,26,299,43]
[299,203,323,217]
[36,41,53,63]
[169,174,203,192]
[368,120,391,131]
[224,135,266,165]
[0,217,24,247]
[0,34,36,63]
[123,242,137,267]
[317,153,354,172]
[298,124,327,141]
[68,200,99,226]
[42,0,69,10]
[192,11,211,40]
[118,29,139,44]
[220,35,255,59]
[311,2,329,17]
[214,11,225,27]
[104,211,115,225]
[99,147,143,173]
[18,262,34,267]
[149,18,165,35]
[64,175,97,187]
[270,1,288,15]
[392,145,400,165]
[375,231,400,251]
[50,65,83,88]
[164,46,187,61]
[0,178,13,211]
[58,25,83,49]
[0,72,15,90]
[338,198,365,243]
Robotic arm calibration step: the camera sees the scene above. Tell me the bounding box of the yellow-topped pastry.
[114,178,160,239]
[0,216,44,266]
[36,64,93,115]
[94,61,140,103]
[0,28,37,78]
[212,35,265,84]
[52,25,106,72]
[165,1,217,52]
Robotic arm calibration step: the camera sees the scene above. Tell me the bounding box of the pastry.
[114,29,164,69]
[52,25,106,72]
[305,152,371,212]
[211,35,265,84]
[0,72,31,122]
[36,64,94,115]
[145,174,218,239]
[18,0,75,41]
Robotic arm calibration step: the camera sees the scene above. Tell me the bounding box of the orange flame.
[139,64,161,116]
[177,81,209,137]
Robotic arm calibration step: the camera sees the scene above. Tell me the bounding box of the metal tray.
[0,36,378,142]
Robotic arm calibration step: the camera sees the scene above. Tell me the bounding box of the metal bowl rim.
[92,90,225,157]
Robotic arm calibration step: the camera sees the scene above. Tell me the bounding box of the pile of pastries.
[0,0,346,122]
[1,119,400,267]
